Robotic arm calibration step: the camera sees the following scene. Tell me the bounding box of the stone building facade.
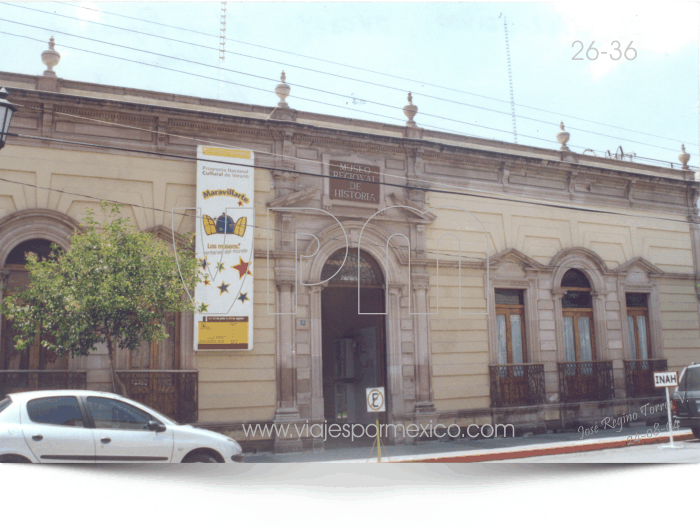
[1,52,699,452]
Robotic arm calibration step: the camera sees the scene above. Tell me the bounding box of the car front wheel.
[0,455,31,463]
[692,427,700,440]
[182,451,220,463]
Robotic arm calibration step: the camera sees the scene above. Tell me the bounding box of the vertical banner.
[195,146,254,351]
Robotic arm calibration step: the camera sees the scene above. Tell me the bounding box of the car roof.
[7,389,125,402]
[4,389,179,424]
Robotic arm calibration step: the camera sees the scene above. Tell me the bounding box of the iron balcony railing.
[624,359,668,398]
[557,361,615,402]
[489,364,546,408]
[0,370,87,398]
[116,370,198,424]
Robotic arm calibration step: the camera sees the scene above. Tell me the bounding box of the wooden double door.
[119,314,182,418]
[1,265,73,397]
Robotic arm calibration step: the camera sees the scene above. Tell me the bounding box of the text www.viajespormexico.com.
[242,422,515,442]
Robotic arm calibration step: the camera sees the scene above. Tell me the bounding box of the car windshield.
[126,400,179,426]
[0,397,12,417]
[157,412,180,426]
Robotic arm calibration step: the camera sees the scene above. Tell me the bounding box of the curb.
[320,430,696,463]
[406,432,696,463]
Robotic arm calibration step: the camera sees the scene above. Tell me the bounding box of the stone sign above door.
[328,160,381,204]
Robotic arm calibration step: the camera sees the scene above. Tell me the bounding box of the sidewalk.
[242,426,696,463]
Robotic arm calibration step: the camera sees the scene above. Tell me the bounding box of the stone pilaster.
[412,278,435,415]
[156,116,167,153]
[590,290,609,361]
[407,148,427,206]
[307,283,326,452]
[0,269,10,365]
[386,283,407,443]
[273,275,303,453]
[687,190,700,320]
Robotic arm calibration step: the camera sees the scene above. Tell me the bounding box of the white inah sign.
[653,371,678,388]
[366,387,386,412]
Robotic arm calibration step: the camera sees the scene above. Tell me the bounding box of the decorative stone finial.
[41,37,61,77]
[556,121,570,151]
[679,144,691,169]
[403,91,418,127]
[275,70,291,108]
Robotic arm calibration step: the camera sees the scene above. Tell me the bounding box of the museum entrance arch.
[320,249,387,442]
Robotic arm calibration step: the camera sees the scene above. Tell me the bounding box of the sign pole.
[665,386,675,448]
[367,420,378,462]
[376,416,381,463]
[366,387,386,463]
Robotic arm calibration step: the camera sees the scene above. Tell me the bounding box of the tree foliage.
[2,202,201,396]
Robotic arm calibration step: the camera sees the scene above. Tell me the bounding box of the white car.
[0,389,244,463]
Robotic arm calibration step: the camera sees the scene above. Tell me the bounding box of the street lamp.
[0,87,17,150]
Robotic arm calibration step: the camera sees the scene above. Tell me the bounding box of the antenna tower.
[219,2,227,63]
[217,2,227,99]
[503,16,517,143]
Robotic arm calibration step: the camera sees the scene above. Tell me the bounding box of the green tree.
[2,201,202,397]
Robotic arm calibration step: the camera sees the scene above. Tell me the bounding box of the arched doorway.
[1,238,66,374]
[320,249,387,437]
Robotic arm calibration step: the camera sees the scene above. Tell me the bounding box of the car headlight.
[227,438,244,462]
[227,438,242,454]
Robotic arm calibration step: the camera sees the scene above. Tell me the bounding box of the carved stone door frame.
[303,221,409,440]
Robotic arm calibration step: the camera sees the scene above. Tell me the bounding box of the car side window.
[86,397,153,430]
[26,397,85,427]
[685,367,700,391]
[678,368,688,394]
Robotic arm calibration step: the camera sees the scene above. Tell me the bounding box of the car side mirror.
[147,420,166,433]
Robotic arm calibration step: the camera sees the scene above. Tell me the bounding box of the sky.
[0,1,698,168]
[0,2,700,527]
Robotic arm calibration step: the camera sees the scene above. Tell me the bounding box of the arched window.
[561,268,595,362]
[5,238,56,265]
[321,249,384,286]
[2,239,63,373]
[495,289,526,364]
[626,293,651,360]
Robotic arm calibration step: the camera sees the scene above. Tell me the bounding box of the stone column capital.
[307,283,327,294]
[412,284,430,294]
[590,290,607,301]
[387,283,403,296]
[276,279,296,290]
[551,288,566,300]
[0,268,10,287]
[272,170,301,182]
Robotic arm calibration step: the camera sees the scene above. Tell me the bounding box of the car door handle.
[32,434,43,441]
[100,437,111,444]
